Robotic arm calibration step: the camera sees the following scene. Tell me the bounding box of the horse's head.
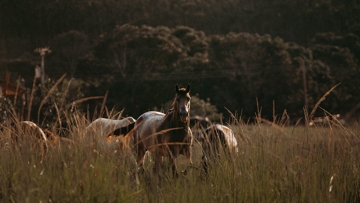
[174,83,191,123]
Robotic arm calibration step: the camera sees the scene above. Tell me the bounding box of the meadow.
[0,111,360,203]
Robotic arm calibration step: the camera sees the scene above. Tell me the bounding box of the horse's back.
[135,111,165,138]
[136,110,164,124]
[137,111,165,123]
[214,124,237,148]
[86,117,136,138]
[206,124,238,153]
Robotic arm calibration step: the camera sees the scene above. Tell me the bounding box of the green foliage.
[190,96,222,121]
[51,30,92,77]
[172,26,209,70]
[310,31,360,112]
[95,24,210,81]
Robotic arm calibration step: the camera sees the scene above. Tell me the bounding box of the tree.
[95,24,212,81]
[310,31,360,115]
[50,30,91,78]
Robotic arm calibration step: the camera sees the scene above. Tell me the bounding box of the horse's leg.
[152,155,164,186]
[131,138,146,186]
[182,152,193,175]
[200,138,211,174]
[171,157,178,178]
[136,145,146,174]
[153,155,162,175]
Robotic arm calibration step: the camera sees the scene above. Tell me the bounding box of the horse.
[85,117,136,150]
[10,121,49,163]
[86,117,136,138]
[190,115,211,129]
[200,124,238,173]
[131,83,193,177]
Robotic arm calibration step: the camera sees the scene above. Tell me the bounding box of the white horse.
[201,124,238,172]
[85,117,136,150]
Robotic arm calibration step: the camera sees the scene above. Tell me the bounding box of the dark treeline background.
[1,0,360,123]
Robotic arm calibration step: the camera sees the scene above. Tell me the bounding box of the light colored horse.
[201,124,238,172]
[85,117,136,150]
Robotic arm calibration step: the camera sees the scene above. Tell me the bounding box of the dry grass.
[307,83,341,126]
[1,108,360,202]
[2,75,358,202]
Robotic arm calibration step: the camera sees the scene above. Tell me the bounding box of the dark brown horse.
[131,84,193,176]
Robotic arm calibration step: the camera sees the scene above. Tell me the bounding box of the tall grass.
[1,109,360,202]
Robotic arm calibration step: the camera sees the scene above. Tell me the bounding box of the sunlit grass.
[1,112,360,202]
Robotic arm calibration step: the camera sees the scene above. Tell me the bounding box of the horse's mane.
[165,108,174,116]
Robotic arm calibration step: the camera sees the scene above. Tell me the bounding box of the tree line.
[1,0,360,123]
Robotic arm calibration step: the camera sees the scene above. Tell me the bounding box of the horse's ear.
[186,83,191,93]
[175,84,179,93]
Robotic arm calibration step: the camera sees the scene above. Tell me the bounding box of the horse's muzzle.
[179,111,189,123]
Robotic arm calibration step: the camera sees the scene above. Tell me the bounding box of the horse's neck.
[164,110,188,129]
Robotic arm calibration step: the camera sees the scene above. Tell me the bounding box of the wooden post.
[34,47,52,84]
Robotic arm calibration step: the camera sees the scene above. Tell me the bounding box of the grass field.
[1,112,360,203]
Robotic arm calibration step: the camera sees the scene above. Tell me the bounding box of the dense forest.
[1,0,360,125]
